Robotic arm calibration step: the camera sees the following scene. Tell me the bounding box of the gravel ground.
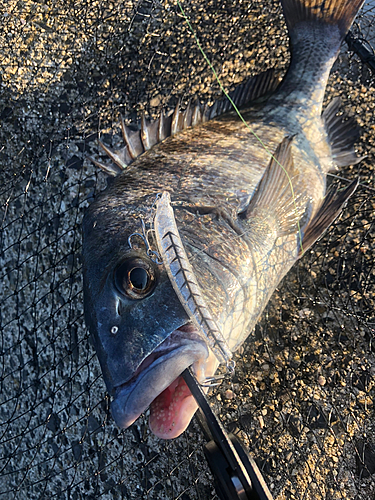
[0,1,374,499]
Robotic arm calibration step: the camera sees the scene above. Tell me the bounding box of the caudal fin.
[276,0,365,114]
[281,0,365,40]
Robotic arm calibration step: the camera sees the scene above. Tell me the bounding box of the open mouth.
[148,371,196,438]
[110,324,216,438]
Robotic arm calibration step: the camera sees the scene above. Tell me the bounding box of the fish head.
[82,190,223,438]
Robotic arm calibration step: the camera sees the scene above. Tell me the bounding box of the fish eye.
[114,258,156,299]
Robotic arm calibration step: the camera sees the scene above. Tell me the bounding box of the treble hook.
[200,359,236,388]
[226,358,236,375]
[145,228,163,264]
[128,219,162,264]
[200,374,226,388]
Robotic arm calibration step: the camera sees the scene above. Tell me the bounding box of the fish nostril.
[116,299,123,316]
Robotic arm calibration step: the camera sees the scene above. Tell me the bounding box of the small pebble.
[318,375,326,386]
[224,389,235,400]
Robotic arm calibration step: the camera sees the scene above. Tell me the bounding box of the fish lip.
[110,327,209,429]
[111,324,207,395]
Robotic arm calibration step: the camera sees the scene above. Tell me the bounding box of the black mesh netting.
[0,1,375,499]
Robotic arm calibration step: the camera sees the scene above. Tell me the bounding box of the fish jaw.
[110,325,218,439]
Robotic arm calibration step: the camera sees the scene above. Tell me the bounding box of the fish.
[82,0,365,439]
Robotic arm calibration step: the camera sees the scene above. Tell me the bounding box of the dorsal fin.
[90,69,281,176]
[323,97,365,168]
[214,67,281,115]
[298,179,358,256]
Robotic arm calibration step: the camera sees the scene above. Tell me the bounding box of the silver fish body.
[83,0,364,438]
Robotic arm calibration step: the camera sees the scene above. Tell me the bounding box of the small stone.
[225,389,235,400]
[318,375,326,386]
[149,95,162,107]
[326,435,335,446]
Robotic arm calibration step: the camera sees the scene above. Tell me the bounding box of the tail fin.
[277,0,365,114]
[281,0,365,40]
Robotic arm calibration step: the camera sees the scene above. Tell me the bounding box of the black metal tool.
[182,368,273,500]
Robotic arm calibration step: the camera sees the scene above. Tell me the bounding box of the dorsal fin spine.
[87,154,123,177]
[140,114,151,150]
[191,100,202,126]
[171,99,182,135]
[121,116,142,160]
[183,99,193,128]
[94,69,281,175]
[158,109,172,141]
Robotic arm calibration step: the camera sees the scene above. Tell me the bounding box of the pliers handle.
[182,368,274,500]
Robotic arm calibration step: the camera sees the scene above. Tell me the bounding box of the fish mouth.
[111,324,217,438]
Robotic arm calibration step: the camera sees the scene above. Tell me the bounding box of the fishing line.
[176,0,305,253]
[175,203,285,268]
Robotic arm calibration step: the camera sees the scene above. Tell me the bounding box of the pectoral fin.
[240,136,308,237]
[299,179,358,257]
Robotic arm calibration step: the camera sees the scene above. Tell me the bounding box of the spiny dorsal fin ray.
[240,136,308,237]
[323,97,365,168]
[159,109,173,141]
[87,155,123,177]
[121,116,144,160]
[191,100,204,127]
[171,98,185,135]
[93,69,281,176]
[298,178,358,256]
[183,99,193,128]
[97,140,132,174]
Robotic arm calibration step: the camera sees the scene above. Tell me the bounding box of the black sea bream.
[83,0,365,438]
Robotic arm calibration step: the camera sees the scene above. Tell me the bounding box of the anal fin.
[299,178,358,256]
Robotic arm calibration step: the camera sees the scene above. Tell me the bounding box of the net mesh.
[0,1,374,499]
